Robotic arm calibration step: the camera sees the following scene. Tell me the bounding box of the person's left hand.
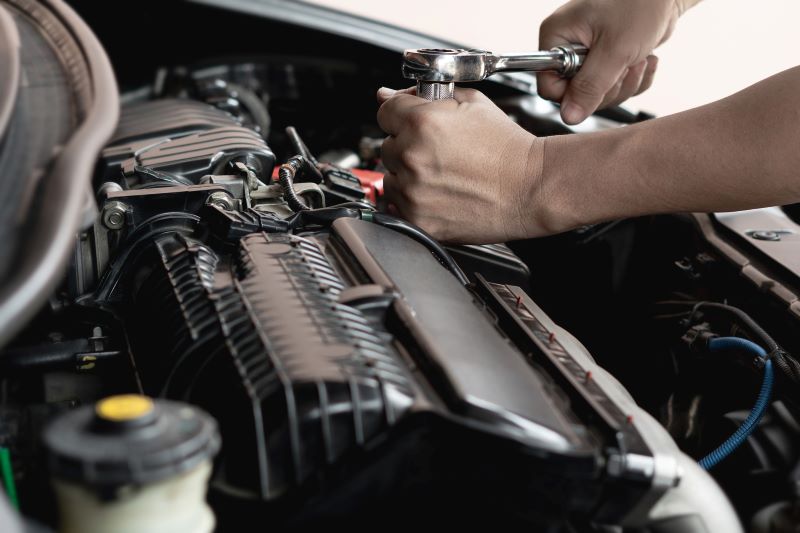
[376,86,547,244]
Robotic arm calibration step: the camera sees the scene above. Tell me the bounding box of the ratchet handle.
[414,43,588,101]
[551,43,588,77]
[492,44,587,77]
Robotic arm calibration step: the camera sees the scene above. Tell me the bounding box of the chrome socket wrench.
[402,44,588,101]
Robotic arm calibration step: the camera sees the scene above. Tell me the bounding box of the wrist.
[531,126,639,236]
[531,135,579,236]
[504,132,544,240]
[519,135,578,237]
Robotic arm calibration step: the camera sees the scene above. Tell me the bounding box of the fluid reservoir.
[43,394,220,533]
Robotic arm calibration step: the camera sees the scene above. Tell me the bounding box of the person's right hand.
[538,0,691,125]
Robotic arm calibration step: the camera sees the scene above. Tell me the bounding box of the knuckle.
[539,17,554,35]
[421,219,446,241]
[536,76,560,101]
[406,107,428,129]
[460,88,482,101]
[611,46,640,66]
[376,106,392,132]
[539,13,561,37]
[403,192,419,211]
[388,176,415,204]
[569,75,606,100]
[398,148,421,171]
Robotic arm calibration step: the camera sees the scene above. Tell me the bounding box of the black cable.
[370,212,470,286]
[285,126,323,183]
[335,201,376,212]
[287,206,362,228]
[278,155,311,212]
[670,300,800,385]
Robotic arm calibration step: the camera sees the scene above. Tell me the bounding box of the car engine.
[1,1,800,532]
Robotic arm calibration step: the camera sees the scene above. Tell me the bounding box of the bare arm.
[377,66,800,243]
[538,66,800,233]
[377,0,796,245]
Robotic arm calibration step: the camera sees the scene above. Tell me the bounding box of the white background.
[310,0,800,116]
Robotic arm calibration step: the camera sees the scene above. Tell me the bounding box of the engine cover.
[101,98,275,184]
[121,212,678,527]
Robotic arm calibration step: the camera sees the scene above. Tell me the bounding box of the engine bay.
[1,1,800,532]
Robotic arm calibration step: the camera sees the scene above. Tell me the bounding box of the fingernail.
[561,103,585,125]
[378,87,397,98]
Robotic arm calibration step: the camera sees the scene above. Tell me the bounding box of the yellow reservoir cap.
[95,395,155,422]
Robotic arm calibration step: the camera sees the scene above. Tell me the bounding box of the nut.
[206,191,237,211]
[102,201,129,230]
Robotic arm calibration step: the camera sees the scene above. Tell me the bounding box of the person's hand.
[538,0,689,124]
[377,87,548,244]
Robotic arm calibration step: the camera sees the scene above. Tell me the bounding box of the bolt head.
[102,202,128,230]
[750,230,781,242]
[206,191,236,211]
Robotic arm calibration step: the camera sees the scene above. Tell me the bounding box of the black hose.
[335,201,376,212]
[228,82,271,140]
[287,206,362,228]
[370,212,470,286]
[685,301,800,385]
[278,155,311,212]
[285,126,323,183]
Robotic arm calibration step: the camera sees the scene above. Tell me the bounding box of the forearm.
[538,66,800,233]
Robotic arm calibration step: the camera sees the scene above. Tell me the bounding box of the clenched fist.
[538,0,700,124]
[377,87,552,244]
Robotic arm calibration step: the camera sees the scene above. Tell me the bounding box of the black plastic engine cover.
[125,217,658,527]
[101,98,275,183]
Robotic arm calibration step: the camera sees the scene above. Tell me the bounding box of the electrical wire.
[689,302,800,385]
[285,126,323,183]
[335,201,376,212]
[370,212,470,286]
[655,300,800,386]
[278,155,311,212]
[699,337,774,470]
[0,447,18,509]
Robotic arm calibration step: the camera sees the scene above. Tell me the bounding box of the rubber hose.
[278,155,310,212]
[285,126,323,183]
[699,336,774,470]
[228,83,271,140]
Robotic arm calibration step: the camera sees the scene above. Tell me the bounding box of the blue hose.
[699,336,774,470]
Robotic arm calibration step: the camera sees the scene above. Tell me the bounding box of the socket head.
[402,48,493,83]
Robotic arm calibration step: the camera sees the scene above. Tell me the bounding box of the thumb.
[377,86,416,104]
[560,43,629,124]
